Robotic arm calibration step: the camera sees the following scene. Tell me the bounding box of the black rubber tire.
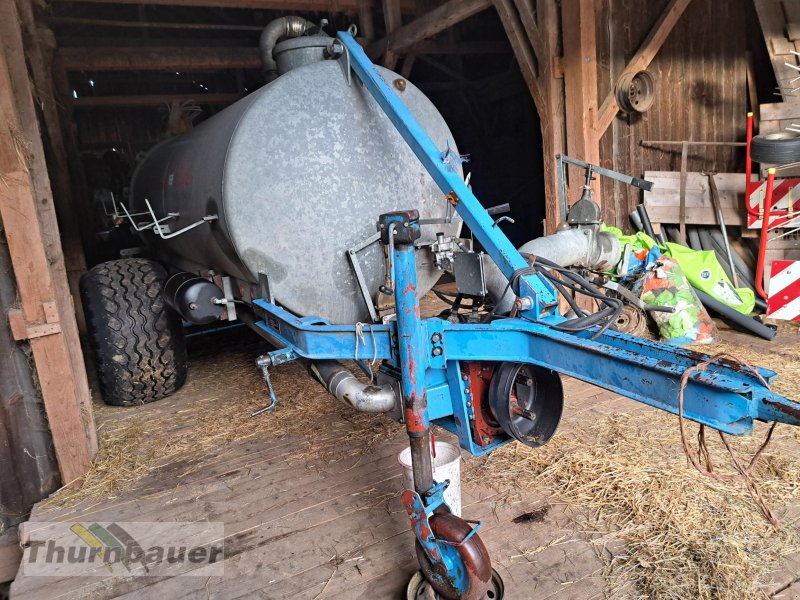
[750,133,800,165]
[80,258,187,406]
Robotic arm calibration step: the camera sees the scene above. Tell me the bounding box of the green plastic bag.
[601,225,659,254]
[601,225,660,276]
[664,243,755,314]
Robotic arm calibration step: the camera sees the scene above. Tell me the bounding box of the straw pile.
[45,320,800,599]
[465,331,800,600]
[44,330,393,507]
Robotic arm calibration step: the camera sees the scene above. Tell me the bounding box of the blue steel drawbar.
[245,30,800,600]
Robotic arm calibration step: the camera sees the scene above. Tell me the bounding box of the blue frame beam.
[337,31,558,314]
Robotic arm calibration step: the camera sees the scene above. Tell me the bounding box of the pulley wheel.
[407,568,505,599]
[614,70,655,113]
[614,304,648,336]
[488,363,563,448]
[414,513,492,600]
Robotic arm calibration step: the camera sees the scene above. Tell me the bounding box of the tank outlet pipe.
[310,361,397,413]
[260,16,314,80]
[485,227,621,314]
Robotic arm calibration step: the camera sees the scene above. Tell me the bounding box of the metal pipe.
[629,210,644,232]
[706,173,739,287]
[310,361,397,413]
[259,16,313,80]
[485,228,621,314]
[636,204,657,239]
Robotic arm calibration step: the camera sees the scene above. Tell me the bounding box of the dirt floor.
[8,315,800,599]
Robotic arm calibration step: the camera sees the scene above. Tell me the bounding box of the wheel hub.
[407,568,505,600]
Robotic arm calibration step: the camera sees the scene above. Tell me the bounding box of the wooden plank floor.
[9,319,800,599]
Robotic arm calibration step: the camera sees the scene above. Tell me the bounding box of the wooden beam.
[596,0,692,135]
[510,0,545,70]
[412,39,510,55]
[357,0,376,41]
[494,0,566,234]
[50,0,420,11]
[15,9,89,334]
[0,0,97,483]
[492,0,542,109]
[381,0,403,69]
[367,0,492,60]
[61,46,261,72]
[47,16,263,31]
[562,0,600,200]
[754,0,799,95]
[533,0,565,234]
[72,93,243,108]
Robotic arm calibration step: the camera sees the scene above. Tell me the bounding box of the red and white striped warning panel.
[747,178,800,229]
[767,260,800,321]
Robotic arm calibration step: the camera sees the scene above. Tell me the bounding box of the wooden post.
[381,0,402,69]
[0,0,97,483]
[15,3,89,333]
[561,0,600,207]
[367,0,492,61]
[494,0,565,233]
[358,0,376,41]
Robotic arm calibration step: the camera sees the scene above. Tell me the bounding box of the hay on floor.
[44,323,800,599]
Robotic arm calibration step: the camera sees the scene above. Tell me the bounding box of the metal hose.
[485,227,621,314]
[310,361,397,413]
[259,16,314,81]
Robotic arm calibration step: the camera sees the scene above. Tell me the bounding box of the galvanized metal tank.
[130,41,461,324]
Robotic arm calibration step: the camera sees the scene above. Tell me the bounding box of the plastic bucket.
[398,441,462,517]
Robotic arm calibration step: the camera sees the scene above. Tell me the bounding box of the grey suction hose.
[260,16,314,81]
[309,361,397,413]
[485,227,621,314]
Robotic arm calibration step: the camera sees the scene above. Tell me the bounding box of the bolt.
[464,387,471,395]
[189,303,197,310]
[482,436,490,445]
[462,374,469,381]
[432,347,443,357]
[394,78,407,91]
[466,401,472,407]
[431,333,442,343]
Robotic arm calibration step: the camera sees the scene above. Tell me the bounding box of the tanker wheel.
[414,513,492,600]
[80,258,187,406]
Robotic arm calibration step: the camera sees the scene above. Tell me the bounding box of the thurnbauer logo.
[27,522,224,575]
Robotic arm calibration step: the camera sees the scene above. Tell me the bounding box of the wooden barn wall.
[595,0,746,230]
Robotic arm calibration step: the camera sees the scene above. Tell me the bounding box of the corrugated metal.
[595,0,746,229]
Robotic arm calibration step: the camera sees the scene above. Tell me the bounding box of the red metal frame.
[755,169,776,300]
[744,113,800,300]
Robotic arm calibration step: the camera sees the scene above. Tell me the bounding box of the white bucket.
[398,441,462,517]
